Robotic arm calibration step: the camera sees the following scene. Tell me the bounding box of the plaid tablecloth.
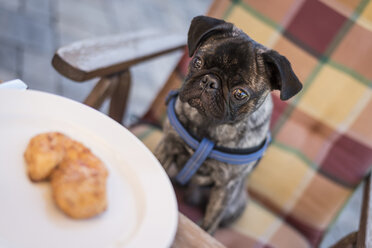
[134,0,372,247]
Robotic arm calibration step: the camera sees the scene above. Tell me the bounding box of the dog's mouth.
[189,98,203,109]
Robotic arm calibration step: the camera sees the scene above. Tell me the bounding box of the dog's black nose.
[201,74,220,90]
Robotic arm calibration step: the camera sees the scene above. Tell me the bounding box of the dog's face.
[179,16,302,124]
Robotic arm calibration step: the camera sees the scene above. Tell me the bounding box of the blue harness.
[166,90,271,185]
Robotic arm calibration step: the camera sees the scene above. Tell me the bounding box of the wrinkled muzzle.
[180,73,227,122]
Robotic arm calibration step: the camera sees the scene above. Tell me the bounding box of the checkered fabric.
[132,0,372,247]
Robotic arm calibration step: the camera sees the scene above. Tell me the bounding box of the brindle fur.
[155,16,302,234]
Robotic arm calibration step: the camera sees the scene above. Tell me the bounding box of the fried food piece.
[24,132,69,181]
[50,150,108,219]
[25,132,108,219]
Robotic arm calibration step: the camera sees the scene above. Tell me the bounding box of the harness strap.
[175,138,214,185]
[166,90,271,185]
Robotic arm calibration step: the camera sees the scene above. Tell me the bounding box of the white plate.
[0,89,177,248]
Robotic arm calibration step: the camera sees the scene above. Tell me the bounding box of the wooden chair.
[52,30,186,124]
[52,0,372,247]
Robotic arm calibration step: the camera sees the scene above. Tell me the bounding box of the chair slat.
[52,30,186,82]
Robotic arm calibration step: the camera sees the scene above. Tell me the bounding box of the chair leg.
[330,232,357,248]
[83,77,116,109]
[357,173,372,248]
[330,174,372,248]
[109,69,131,124]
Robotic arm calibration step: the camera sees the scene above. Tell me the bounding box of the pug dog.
[155,16,302,234]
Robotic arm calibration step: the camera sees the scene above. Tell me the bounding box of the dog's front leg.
[154,139,174,173]
[201,179,237,234]
[184,176,214,206]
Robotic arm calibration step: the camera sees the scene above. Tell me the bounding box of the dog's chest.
[167,96,272,183]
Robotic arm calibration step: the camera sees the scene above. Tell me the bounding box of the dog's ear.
[262,50,302,101]
[188,15,234,57]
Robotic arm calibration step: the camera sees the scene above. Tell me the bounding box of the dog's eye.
[192,57,203,69]
[232,88,249,101]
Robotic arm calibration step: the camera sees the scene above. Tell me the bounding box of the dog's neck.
[175,95,273,149]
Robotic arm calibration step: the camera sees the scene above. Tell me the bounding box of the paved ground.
[0,0,361,247]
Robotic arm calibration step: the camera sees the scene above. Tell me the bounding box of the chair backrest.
[144,0,372,246]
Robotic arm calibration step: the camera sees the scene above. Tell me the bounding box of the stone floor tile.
[23,19,54,54]
[0,7,53,54]
[0,38,18,72]
[0,7,25,45]
[59,77,98,103]
[56,0,112,37]
[24,0,50,17]
[126,50,183,125]
[22,49,57,93]
[0,68,17,81]
[56,21,102,46]
[0,0,21,12]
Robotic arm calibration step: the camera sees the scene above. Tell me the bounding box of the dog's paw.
[200,219,219,234]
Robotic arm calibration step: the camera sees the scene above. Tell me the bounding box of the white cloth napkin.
[0,79,28,90]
